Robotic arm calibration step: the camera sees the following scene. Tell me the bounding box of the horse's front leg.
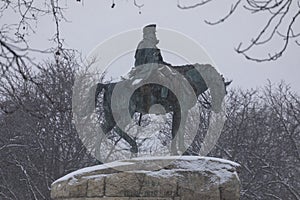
[172,106,188,155]
[171,108,181,155]
[178,110,187,153]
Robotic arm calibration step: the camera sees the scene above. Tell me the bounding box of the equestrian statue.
[91,24,231,156]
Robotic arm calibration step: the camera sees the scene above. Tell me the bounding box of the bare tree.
[0,0,71,85]
[178,0,300,62]
[193,82,300,199]
[0,55,97,200]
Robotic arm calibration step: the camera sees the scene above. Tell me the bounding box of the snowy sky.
[20,1,300,93]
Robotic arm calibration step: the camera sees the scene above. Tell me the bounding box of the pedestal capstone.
[51,156,240,200]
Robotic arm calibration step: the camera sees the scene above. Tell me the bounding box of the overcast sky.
[25,1,300,93]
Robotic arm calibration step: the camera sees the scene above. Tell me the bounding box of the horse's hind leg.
[95,96,117,159]
[97,112,138,158]
[115,126,138,157]
[104,103,138,157]
[95,113,116,160]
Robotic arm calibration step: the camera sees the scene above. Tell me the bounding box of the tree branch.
[177,0,213,9]
[205,0,241,25]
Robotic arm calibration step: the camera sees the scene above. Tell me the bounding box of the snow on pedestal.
[51,156,240,200]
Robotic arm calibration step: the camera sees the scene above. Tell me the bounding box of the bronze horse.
[93,63,229,155]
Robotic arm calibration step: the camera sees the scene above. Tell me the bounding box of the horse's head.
[192,64,229,113]
[221,74,232,94]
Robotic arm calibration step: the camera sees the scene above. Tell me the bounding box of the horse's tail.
[94,83,107,107]
[83,83,106,116]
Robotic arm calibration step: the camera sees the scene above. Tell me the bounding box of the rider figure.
[134,24,169,67]
[132,24,170,109]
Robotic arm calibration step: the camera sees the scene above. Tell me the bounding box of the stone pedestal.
[51,156,240,200]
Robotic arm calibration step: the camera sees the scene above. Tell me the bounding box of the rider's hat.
[143,24,156,34]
